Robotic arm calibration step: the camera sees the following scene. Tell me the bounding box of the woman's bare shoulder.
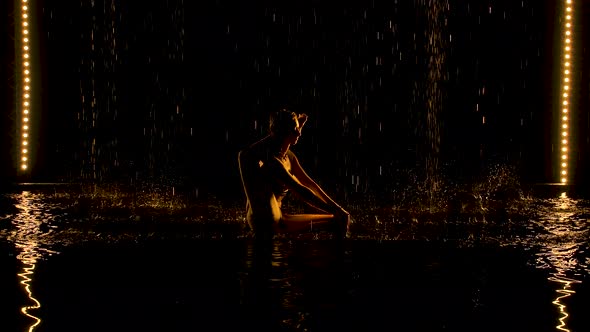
[240,137,267,157]
[286,150,301,166]
[286,150,298,159]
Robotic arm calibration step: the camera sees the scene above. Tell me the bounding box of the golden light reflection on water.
[13,191,58,332]
[17,260,41,332]
[549,274,580,332]
[533,192,586,332]
[241,240,306,330]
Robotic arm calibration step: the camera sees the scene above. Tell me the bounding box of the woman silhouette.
[238,109,350,238]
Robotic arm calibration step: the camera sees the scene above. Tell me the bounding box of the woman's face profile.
[288,118,302,145]
[290,113,308,145]
[272,112,307,145]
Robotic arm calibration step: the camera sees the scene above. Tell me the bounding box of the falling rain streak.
[74,0,188,183]
[33,1,556,197]
[78,0,121,180]
[413,0,449,204]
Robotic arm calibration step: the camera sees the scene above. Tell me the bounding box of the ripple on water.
[1,187,590,331]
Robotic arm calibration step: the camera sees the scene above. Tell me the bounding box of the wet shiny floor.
[1,188,589,331]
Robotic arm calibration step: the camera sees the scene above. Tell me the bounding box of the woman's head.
[269,109,308,144]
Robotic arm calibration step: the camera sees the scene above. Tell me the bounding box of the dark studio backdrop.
[2,0,589,199]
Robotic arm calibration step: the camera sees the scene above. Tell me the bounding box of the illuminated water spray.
[412,0,448,205]
[559,0,574,184]
[18,0,32,172]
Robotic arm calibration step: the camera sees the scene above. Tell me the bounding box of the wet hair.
[269,109,298,136]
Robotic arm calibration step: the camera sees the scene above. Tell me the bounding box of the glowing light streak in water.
[17,259,41,332]
[558,0,574,183]
[14,191,42,331]
[13,191,58,331]
[18,0,32,172]
[549,274,580,332]
[533,193,586,332]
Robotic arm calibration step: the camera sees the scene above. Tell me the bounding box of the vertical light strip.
[19,0,31,172]
[559,0,574,184]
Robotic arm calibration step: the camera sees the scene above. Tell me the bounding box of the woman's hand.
[334,207,351,237]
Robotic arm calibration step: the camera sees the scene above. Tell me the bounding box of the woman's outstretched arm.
[264,157,336,213]
[288,152,349,216]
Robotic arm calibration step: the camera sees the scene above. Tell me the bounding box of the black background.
[2,0,589,198]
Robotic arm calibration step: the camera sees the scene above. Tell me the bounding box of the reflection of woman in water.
[238,109,350,238]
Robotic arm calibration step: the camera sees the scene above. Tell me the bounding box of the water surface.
[1,187,589,331]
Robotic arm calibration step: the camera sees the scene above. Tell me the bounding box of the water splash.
[2,184,590,330]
